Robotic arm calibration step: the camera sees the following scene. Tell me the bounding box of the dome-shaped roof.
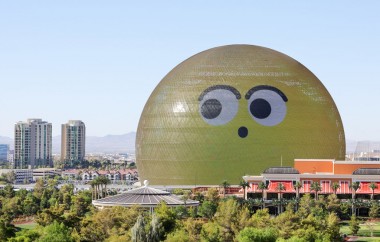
[92,183,199,208]
[263,167,300,174]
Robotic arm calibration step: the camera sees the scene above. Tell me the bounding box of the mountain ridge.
[0,135,365,155]
[1,132,136,154]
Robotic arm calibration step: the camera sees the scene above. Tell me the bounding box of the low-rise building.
[243,159,380,200]
[0,169,33,184]
[32,168,61,181]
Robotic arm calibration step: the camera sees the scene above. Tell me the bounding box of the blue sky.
[0,1,379,141]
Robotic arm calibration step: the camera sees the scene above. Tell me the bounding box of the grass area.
[15,222,37,230]
[340,220,380,241]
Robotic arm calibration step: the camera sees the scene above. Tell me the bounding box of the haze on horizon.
[0,1,379,142]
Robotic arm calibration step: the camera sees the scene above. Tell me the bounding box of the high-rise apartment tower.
[14,119,52,169]
[61,120,86,166]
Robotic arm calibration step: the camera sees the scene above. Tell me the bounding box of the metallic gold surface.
[136,45,345,185]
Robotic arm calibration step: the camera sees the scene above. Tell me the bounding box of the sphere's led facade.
[136,45,345,185]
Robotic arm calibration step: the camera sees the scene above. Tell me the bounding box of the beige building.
[61,120,86,166]
[14,119,52,169]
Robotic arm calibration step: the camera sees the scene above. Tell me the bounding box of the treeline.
[58,159,136,170]
[0,182,379,241]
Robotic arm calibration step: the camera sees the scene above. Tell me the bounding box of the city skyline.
[0,1,379,141]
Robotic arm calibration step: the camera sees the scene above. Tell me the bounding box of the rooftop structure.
[92,180,199,212]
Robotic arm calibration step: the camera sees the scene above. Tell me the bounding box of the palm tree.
[90,178,100,200]
[258,181,267,209]
[221,180,230,198]
[276,182,286,214]
[310,181,321,201]
[294,181,302,211]
[99,176,111,198]
[239,180,249,200]
[294,181,302,199]
[331,182,340,195]
[349,181,360,215]
[369,182,378,200]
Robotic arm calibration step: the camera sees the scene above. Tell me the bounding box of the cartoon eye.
[199,85,241,126]
[246,85,288,126]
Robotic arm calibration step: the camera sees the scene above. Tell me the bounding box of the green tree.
[232,206,252,235]
[258,182,267,209]
[369,182,378,200]
[23,193,39,216]
[201,222,222,242]
[148,213,164,242]
[131,215,148,242]
[80,206,140,241]
[35,203,66,227]
[33,179,45,200]
[98,175,111,198]
[276,182,286,214]
[214,198,240,241]
[310,181,321,200]
[274,204,299,239]
[349,182,360,215]
[181,190,191,206]
[71,191,92,217]
[250,208,272,229]
[205,188,220,204]
[198,201,217,219]
[221,180,230,198]
[325,213,341,242]
[183,217,204,242]
[2,196,22,220]
[326,194,340,214]
[296,194,313,219]
[331,182,340,195]
[0,216,16,241]
[165,228,189,242]
[369,201,379,219]
[8,229,40,242]
[294,181,302,211]
[155,202,177,235]
[3,184,15,198]
[349,215,360,236]
[236,227,278,242]
[37,221,74,242]
[239,180,249,200]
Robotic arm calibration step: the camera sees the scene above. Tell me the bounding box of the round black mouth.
[238,126,248,138]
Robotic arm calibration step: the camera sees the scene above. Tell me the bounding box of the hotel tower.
[14,119,52,169]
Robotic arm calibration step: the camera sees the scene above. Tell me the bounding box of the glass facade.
[136,45,346,185]
[0,144,9,161]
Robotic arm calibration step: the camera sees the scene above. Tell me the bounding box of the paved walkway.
[346,236,358,241]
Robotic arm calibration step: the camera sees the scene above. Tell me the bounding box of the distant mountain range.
[0,134,368,155]
[0,132,136,154]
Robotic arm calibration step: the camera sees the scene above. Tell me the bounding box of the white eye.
[247,87,287,126]
[199,87,239,126]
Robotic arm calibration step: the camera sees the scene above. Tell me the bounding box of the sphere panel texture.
[136,45,345,185]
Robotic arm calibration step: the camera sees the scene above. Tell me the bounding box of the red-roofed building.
[243,159,380,200]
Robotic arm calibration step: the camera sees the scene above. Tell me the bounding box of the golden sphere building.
[136,45,345,185]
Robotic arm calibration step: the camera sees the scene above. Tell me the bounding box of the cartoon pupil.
[199,85,288,137]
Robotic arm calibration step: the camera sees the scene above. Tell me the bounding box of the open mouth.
[238,126,248,138]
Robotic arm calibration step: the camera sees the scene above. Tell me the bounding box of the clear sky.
[0,1,379,141]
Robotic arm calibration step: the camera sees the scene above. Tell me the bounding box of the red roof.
[357,182,380,194]
[267,181,294,193]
